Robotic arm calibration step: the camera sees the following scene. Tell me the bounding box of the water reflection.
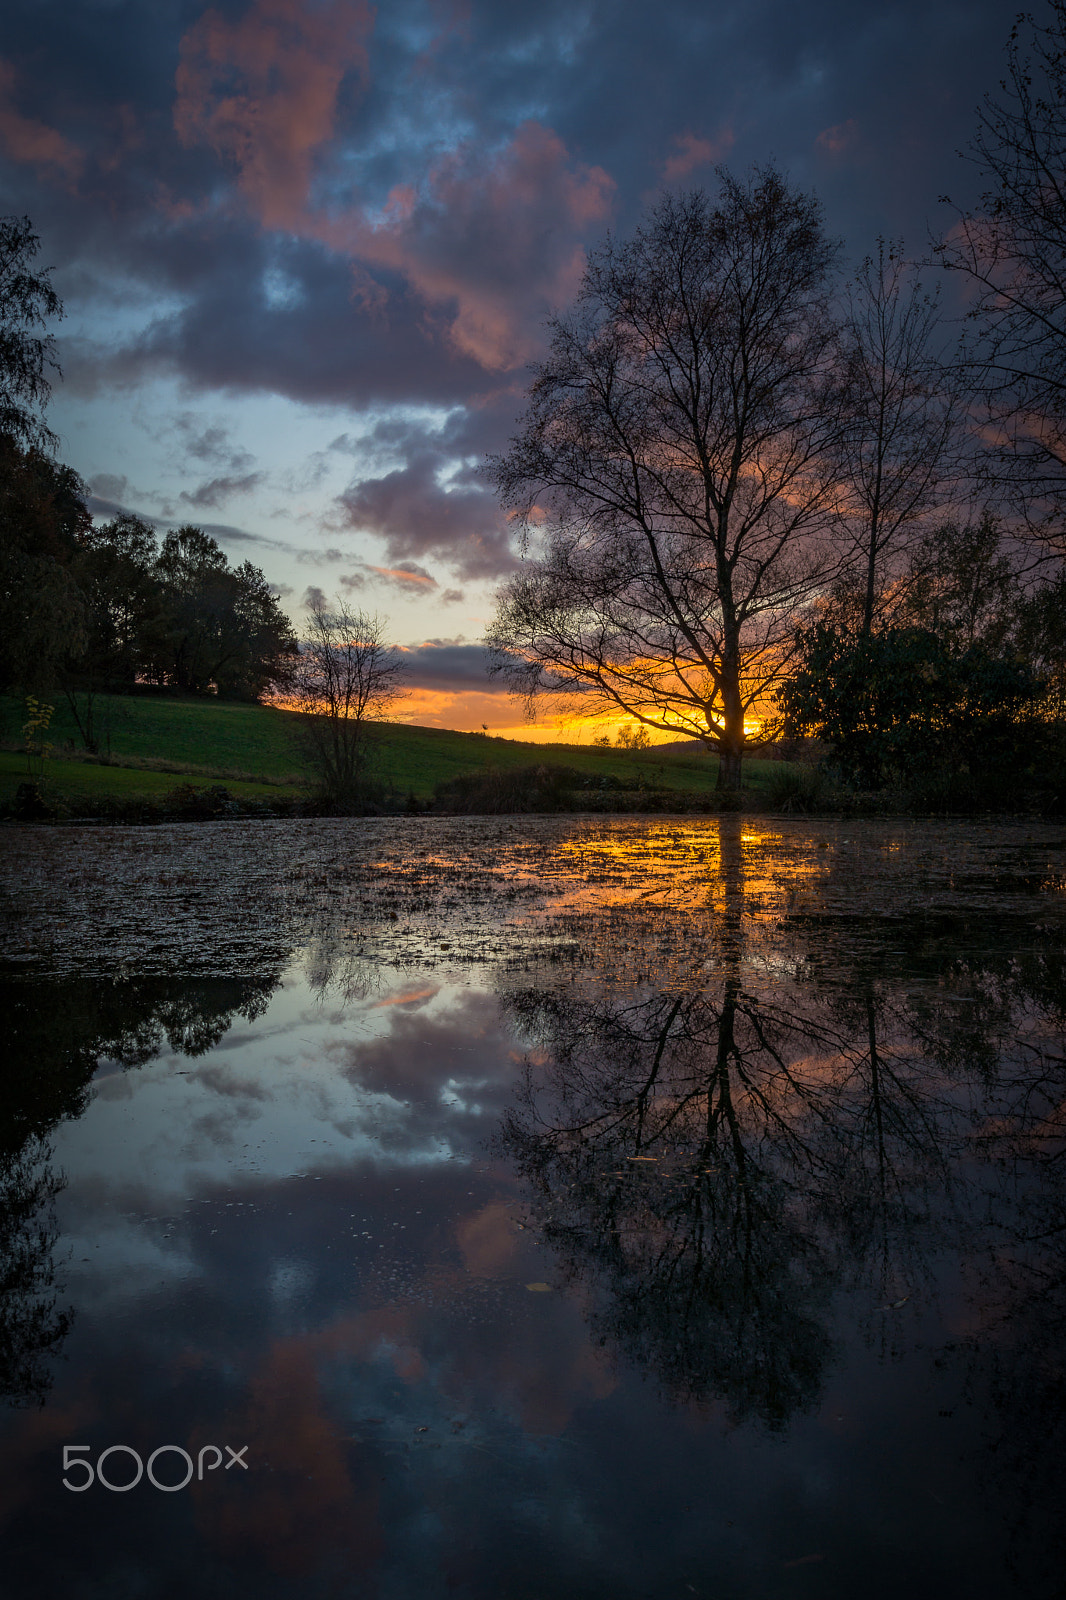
[0,817,1064,1598]
[500,820,1066,1450]
[0,1138,69,1409]
[1,968,287,1408]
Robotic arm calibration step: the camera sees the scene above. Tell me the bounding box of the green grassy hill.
[0,691,786,808]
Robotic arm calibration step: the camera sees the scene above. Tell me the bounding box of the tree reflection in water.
[499,820,1066,1457]
[0,925,389,1413]
[0,967,284,1408]
[0,1136,69,1412]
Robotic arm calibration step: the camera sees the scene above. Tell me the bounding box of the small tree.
[837,241,963,635]
[287,598,405,808]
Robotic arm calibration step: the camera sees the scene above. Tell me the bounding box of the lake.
[2,815,1065,1599]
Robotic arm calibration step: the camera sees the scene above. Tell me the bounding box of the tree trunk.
[716,744,743,791]
[716,644,745,791]
[862,531,878,638]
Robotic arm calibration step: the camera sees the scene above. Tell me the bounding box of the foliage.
[286,598,405,809]
[781,515,1065,805]
[895,515,1025,649]
[781,620,1046,793]
[0,435,88,692]
[0,433,296,715]
[0,750,304,819]
[0,215,62,454]
[148,525,297,699]
[488,170,846,790]
[765,762,832,814]
[21,697,53,783]
[433,763,588,814]
[430,762,743,814]
[936,1,1066,552]
[1014,568,1066,721]
[58,517,297,735]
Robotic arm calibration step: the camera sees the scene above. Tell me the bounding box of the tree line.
[3,6,1065,801]
[488,4,1066,799]
[0,431,297,747]
[0,216,298,749]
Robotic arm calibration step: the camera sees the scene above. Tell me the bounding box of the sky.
[0,0,1017,738]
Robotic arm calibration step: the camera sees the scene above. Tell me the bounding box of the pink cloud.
[816,118,858,155]
[0,59,83,180]
[358,121,615,369]
[174,0,373,231]
[662,127,733,181]
[174,2,613,374]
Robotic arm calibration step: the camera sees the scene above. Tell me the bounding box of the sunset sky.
[0,0,1013,737]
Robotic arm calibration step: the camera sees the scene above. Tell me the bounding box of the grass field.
[0,691,787,808]
[0,750,303,806]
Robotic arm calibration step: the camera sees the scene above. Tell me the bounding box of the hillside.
[0,691,786,807]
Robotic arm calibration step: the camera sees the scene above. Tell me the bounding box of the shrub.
[433,764,583,814]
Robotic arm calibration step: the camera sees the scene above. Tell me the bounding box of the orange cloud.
[662,127,733,181]
[388,685,641,744]
[369,562,437,590]
[174,0,373,230]
[371,982,440,1008]
[816,118,858,154]
[0,59,83,180]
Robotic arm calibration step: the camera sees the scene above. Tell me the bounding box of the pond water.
[1,815,1065,1600]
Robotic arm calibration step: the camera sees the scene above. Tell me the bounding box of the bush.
[766,766,830,814]
[13,780,57,820]
[163,783,242,819]
[433,764,583,814]
[781,622,1048,793]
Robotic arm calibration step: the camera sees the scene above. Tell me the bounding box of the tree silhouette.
[488,171,846,790]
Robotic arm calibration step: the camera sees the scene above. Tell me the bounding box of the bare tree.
[486,171,846,790]
[287,598,405,808]
[837,241,963,635]
[936,2,1066,558]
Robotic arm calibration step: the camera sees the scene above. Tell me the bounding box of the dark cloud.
[89,472,128,503]
[395,640,499,693]
[85,489,287,554]
[189,518,282,548]
[172,418,255,468]
[342,989,514,1126]
[337,451,516,581]
[180,470,266,509]
[295,546,353,565]
[86,494,143,523]
[0,0,1017,582]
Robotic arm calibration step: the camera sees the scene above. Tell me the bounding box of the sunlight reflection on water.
[1,816,1065,1599]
